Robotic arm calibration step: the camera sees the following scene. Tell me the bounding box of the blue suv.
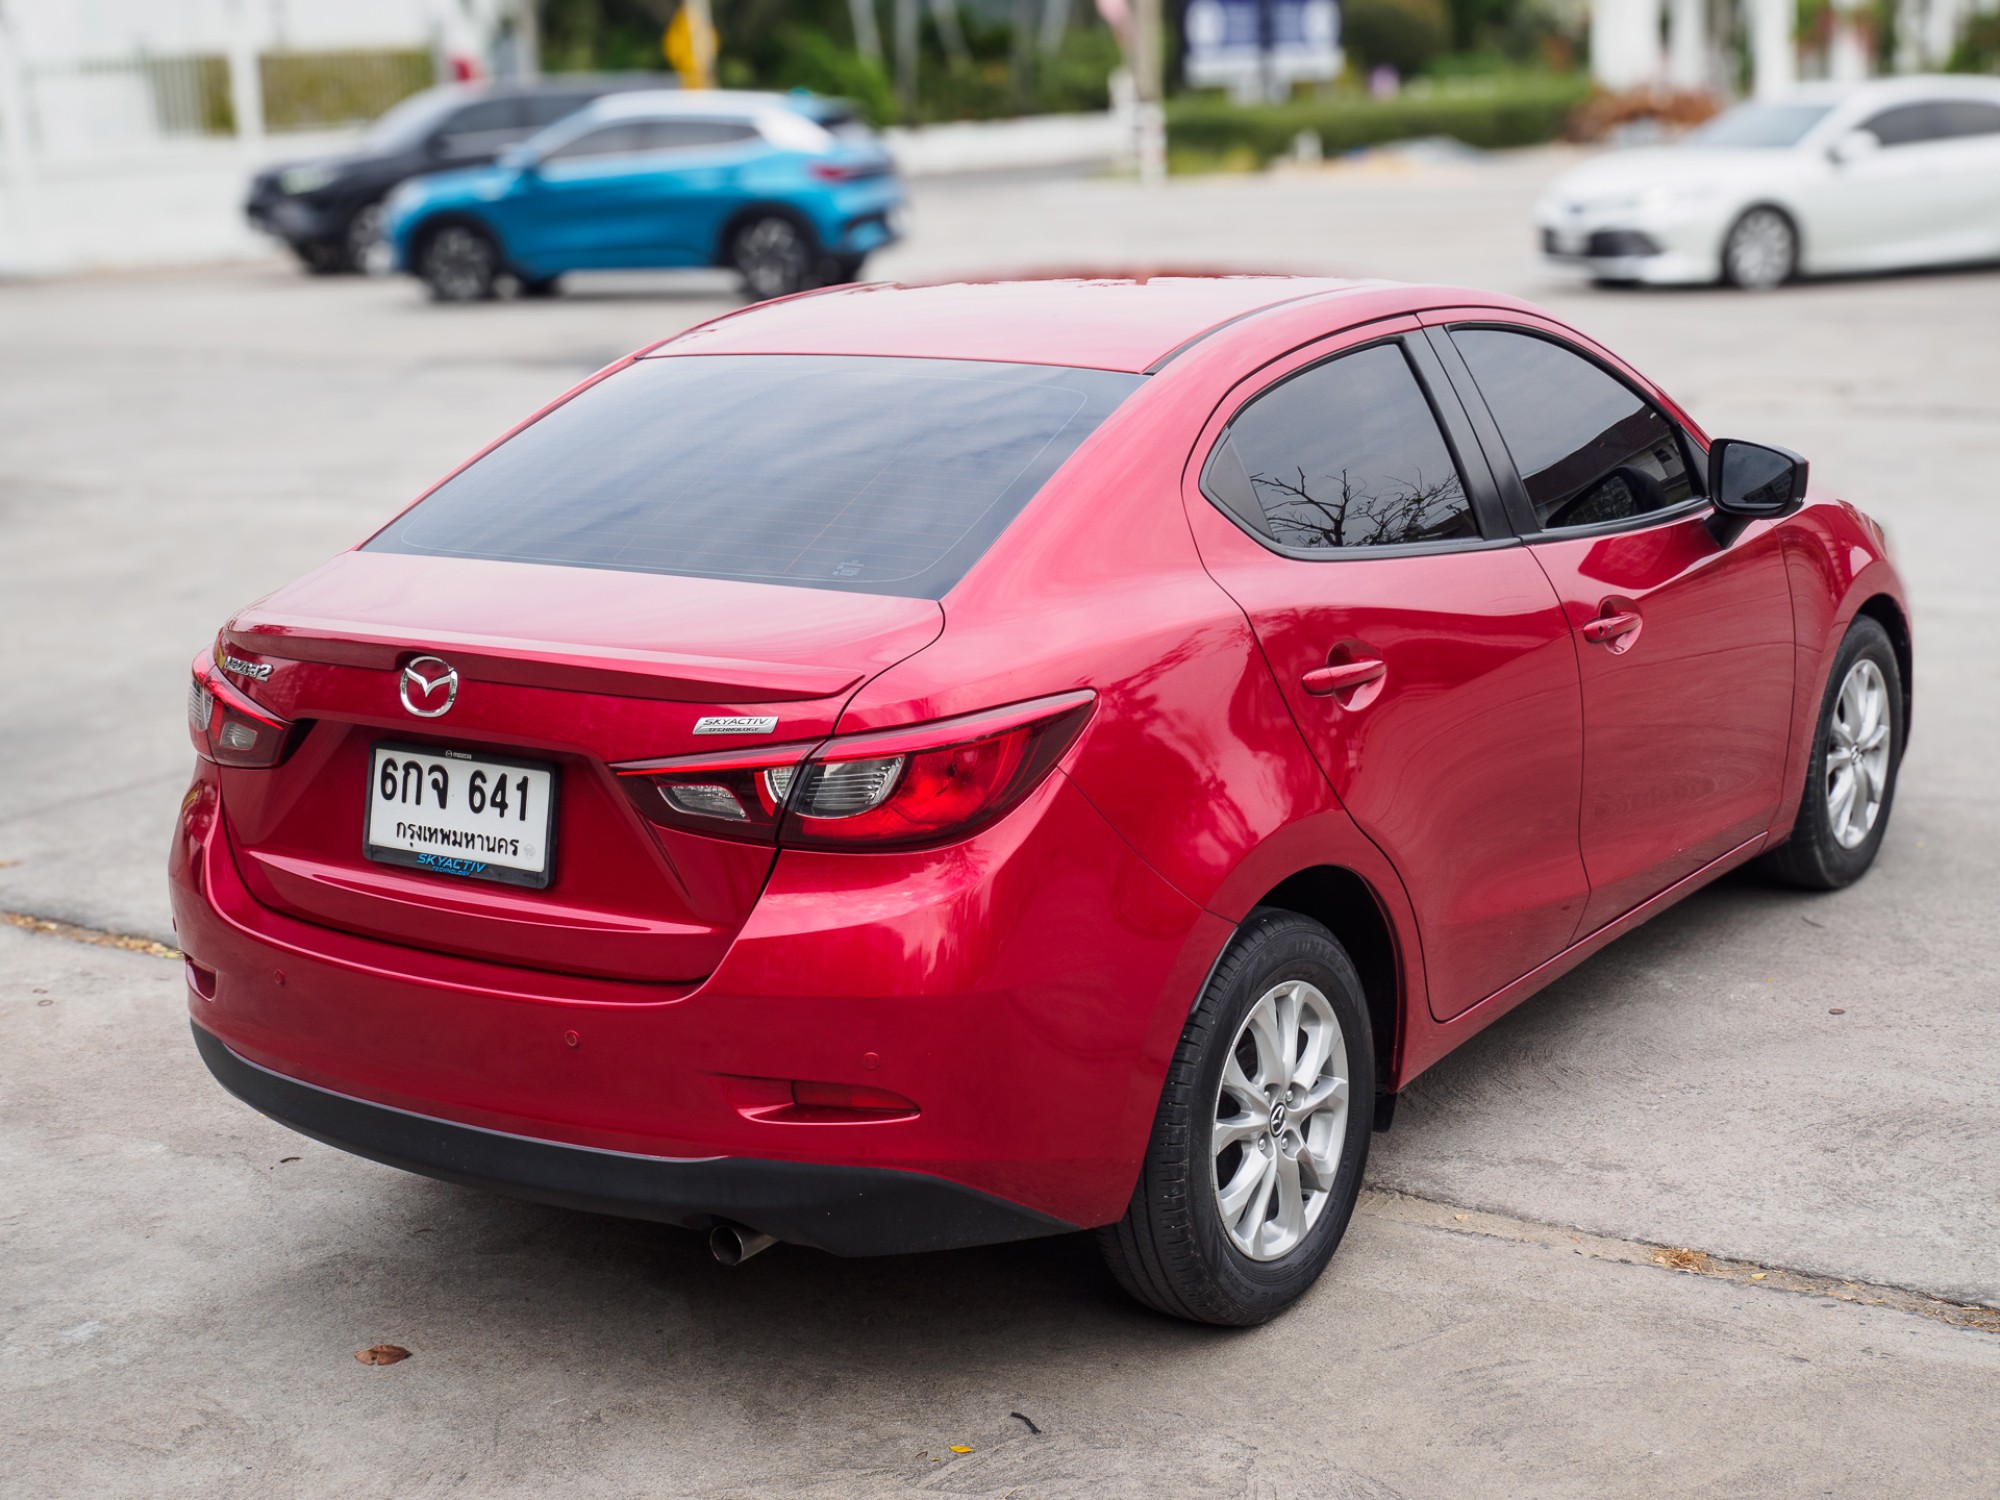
[384,90,904,303]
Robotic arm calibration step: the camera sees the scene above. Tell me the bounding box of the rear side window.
[1862,103,1947,148]
[368,356,1143,599]
[1452,329,1694,531]
[544,123,647,162]
[1202,341,1476,551]
[436,98,528,155]
[1933,100,2000,138]
[637,118,760,149]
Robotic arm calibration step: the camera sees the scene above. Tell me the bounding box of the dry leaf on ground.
[355,1344,411,1366]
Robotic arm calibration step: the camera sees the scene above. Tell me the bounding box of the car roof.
[1787,73,2000,106]
[648,277,1487,374]
[587,88,815,122]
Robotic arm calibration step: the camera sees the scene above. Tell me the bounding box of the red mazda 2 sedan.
[173,277,1909,1324]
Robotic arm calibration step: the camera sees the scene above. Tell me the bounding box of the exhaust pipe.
[708,1222,779,1266]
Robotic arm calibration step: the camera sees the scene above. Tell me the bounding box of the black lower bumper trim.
[192,1023,1075,1256]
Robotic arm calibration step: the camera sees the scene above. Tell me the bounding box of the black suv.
[247,76,670,274]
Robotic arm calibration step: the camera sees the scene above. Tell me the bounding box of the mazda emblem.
[399,655,459,718]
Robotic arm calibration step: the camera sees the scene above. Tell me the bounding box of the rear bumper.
[170,761,1230,1239]
[192,1020,1070,1254]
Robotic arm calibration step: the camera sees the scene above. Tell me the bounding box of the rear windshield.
[368,355,1143,598]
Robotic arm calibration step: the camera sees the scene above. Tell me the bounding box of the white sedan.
[1536,76,2000,289]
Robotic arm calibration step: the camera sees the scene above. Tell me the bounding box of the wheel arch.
[1249,865,1402,1105]
[1854,592,1913,746]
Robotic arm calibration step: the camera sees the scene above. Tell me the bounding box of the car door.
[1182,319,1591,1023]
[1804,101,1999,270]
[1430,316,1795,939]
[601,117,768,264]
[506,122,652,267]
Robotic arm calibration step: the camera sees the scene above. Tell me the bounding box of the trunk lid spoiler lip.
[224,619,877,704]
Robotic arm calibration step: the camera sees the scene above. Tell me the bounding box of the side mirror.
[498,142,540,174]
[1707,438,1808,546]
[1829,128,1880,166]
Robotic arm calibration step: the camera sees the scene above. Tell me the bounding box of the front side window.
[1202,342,1476,552]
[1452,329,1694,531]
[367,355,1142,599]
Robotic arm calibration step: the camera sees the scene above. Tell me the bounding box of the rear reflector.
[614,690,1094,852]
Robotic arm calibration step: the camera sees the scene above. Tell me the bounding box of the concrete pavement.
[3,148,1999,1494]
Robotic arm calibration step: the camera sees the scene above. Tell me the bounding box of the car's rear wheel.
[1722,206,1798,290]
[420,223,500,303]
[1098,909,1373,1326]
[1760,616,1903,890]
[731,213,816,302]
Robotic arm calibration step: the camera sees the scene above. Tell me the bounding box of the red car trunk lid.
[214,552,943,984]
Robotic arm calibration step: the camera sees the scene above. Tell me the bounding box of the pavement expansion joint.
[1362,1187,2000,1334]
[8,905,1993,1335]
[3,909,179,959]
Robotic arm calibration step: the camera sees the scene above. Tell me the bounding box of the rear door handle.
[1581,610,1642,645]
[1302,659,1387,696]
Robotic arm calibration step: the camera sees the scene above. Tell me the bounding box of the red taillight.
[808,160,860,181]
[187,654,297,768]
[614,690,1094,851]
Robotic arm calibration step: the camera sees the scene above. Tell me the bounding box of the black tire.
[1721,206,1799,290]
[419,222,500,304]
[819,253,867,287]
[516,274,563,299]
[343,198,389,275]
[1759,616,1904,890]
[290,238,346,276]
[730,212,817,302]
[1098,909,1375,1326]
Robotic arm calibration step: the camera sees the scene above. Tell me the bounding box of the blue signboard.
[1184,0,1341,100]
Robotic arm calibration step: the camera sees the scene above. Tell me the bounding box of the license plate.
[365,743,557,888]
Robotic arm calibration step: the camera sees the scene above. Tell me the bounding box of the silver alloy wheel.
[1826,657,1892,849]
[734,215,811,301]
[1211,978,1350,1262]
[424,225,494,302]
[347,200,391,275]
[1724,208,1796,290]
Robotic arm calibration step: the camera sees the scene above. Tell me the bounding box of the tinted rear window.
[368,355,1143,598]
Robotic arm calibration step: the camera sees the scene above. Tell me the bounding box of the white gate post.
[1590,0,1665,90]
[1750,0,1797,99]
[0,3,45,272]
[1666,0,1709,87]
[226,0,265,155]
